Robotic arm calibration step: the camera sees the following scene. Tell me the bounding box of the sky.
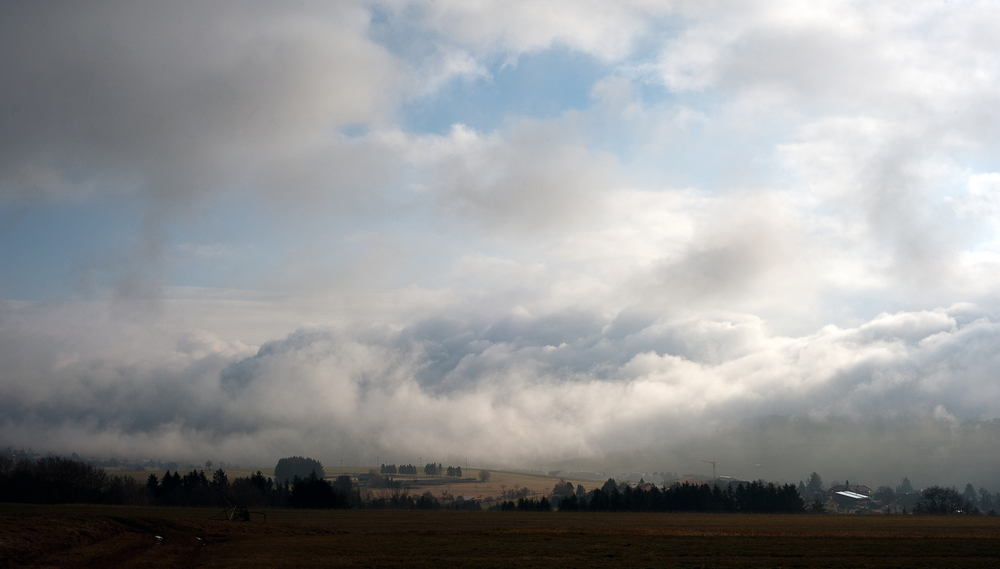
[3,0,1000,488]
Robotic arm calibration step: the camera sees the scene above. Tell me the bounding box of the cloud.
[952,173,1000,229]
[408,122,617,234]
[0,1,402,204]
[416,48,491,96]
[4,295,1000,485]
[0,1,415,304]
[658,1,1000,111]
[4,1,1000,490]
[393,0,665,61]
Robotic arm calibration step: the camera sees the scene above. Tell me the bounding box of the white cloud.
[4,295,1000,475]
[5,1,1000,486]
[394,0,667,61]
[415,48,491,96]
[952,173,1000,226]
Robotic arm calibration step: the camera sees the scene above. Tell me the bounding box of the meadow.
[3,503,999,568]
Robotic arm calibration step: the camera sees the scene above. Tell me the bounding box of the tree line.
[380,464,418,475]
[0,454,468,511]
[3,453,995,515]
[555,479,805,513]
[146,466,363,509]
[379,463,464,477]
[0,455,145,505]
[797,471,997,515]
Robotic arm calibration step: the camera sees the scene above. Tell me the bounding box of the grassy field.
[3,503,1000,568]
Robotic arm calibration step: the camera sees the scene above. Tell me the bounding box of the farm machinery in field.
[210,492,266,522]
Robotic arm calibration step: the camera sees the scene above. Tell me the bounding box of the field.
[3,503,1000,568]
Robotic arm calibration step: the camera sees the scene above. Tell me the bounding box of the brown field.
[3,503,1000,568]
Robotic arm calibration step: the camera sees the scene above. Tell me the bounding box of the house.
[827,483,873,497]
[672,477,707,486]
[826,490,872,513]
[881,500,908,514]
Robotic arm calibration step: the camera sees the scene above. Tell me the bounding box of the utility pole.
[701,459,716,484]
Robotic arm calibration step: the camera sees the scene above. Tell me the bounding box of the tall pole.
[701,459,716,484]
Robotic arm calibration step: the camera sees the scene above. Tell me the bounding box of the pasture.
[3,503,999,568]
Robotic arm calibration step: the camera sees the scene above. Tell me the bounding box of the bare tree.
[916,486,971,514]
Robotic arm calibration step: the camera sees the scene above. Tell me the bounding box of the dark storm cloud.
[0,0,399,203]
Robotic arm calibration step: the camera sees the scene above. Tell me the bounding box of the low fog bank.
[5,415,998,494]
[2,300,1000,491]
[558,416,1000,491]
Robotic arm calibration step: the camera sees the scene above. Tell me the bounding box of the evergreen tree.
[275,456,325,484]
[211,468,229,490]
[805,472,824,495]
[896,477,914,495]
[146,473,159,495]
